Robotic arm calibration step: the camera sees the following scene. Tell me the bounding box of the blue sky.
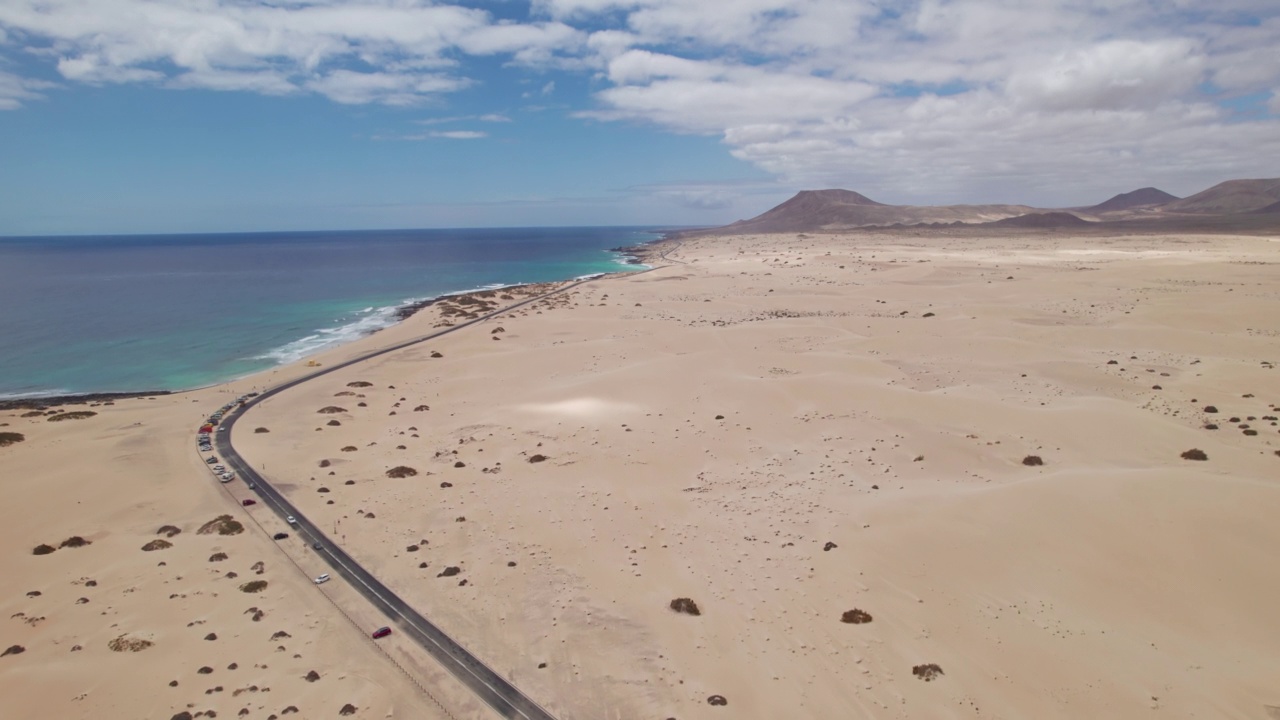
[1,0,1278,236]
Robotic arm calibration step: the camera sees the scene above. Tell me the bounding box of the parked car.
[242,499,256,506]
[372,627,392,639]
[205,456,218,464]
[272,532,288,540]
[314,573,330,585]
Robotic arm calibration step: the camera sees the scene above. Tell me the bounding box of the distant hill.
[677,178,1280,239]
[709,189,1033,234]
[1088,187,1179,213]
[1162,178,1280,214]
[987,212,1091,228]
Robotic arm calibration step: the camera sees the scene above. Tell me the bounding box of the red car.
[372,627,392,639]
[241,499,256,506]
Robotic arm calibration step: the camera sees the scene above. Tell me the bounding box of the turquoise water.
[0,227,658,397]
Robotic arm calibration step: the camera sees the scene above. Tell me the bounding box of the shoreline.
[2,241,661,409]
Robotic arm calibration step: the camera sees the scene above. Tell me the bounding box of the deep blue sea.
[0,227,660,398]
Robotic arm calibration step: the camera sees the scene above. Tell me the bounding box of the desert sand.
[4,229,1280,719]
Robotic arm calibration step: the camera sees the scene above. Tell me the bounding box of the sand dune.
[5,229,1279,719]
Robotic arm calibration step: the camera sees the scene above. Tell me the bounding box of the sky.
[1,0,1278,236]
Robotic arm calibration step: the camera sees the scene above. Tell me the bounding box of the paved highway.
[212,282,593,720]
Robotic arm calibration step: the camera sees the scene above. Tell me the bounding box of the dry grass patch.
[670,597,701,616]
[198,515,244,536]
[107,634,154,652]
[346,381,373,388]
[0,432,24,447]
[912,663,944,681]
[841,609,873,624]
[239,580,268,593]
[48,411,96,422]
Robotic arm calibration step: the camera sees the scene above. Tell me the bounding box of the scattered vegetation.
[107,634,154,652]
[528,454,548,463]
[198,515,245,536]
[141,539,173,552]
[339,704,357,717]
[823,541,837,551]
[317,406,347,414]
[841,609,873,624]
[254,427,269,433]
[156,525,181,538]
[1022,455,1044,466]
[346,381,373,388]
[239,580,268,593]
[707,695,728,706]
[31,544,56,556]
[386,465,417,478]
[0,432,25,447]
[670,597,701,616]
[341,446,357,452]
[60,536,90,548]
[304,670,321,682]
[2,645,24,657]
[912,663,944,681]
[1181,448,1209,461]
[48,411,97,422]
[209,552,228,562]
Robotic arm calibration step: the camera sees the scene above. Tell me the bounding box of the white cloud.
[1006,40,1205,111]
[431,130,486,139]
[0,0,579,105]
[2,0,1278,202]
[0,68,53,109]
[561,0,1280,203]
[479,113,512,122]
[306,70,466,106]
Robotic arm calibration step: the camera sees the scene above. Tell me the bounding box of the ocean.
[0,227,660,398]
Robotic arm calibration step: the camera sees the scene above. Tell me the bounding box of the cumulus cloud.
[562,0,1280,203]
[3,0,1279,201]
[0,0,572,105]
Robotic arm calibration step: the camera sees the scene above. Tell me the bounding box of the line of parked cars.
[194,394,395,639]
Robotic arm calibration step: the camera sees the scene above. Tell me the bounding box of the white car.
[314,573,330,585]
[286,516,297,525]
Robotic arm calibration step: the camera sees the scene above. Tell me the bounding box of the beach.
[3,229,1279,719]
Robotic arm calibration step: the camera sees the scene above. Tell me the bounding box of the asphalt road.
[211,282,593,720]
